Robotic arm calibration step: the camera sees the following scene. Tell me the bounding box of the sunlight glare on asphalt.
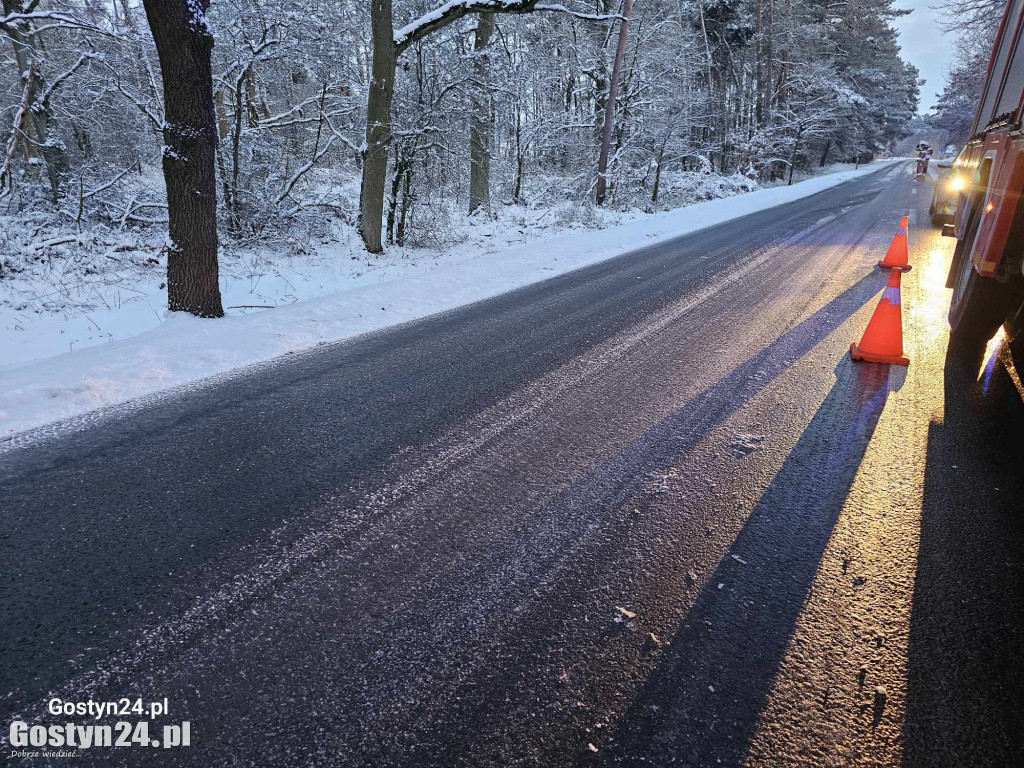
[916,241,953,330]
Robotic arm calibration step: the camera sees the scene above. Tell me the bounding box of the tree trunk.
[1,2,71,203]
[119,0,136,28]
[0,60,35,195]
[755,0,763,126]
[215,90,233,210]
[765,0,774,121]
[468,12,495,215]
[651,126,671,204]
[33,102,71,204]
[142,0,224,318]
[587,0,614,158]
[359,0,396,254]
[387,145,406,244]
[787,123,803,186]
[651,154,663,204]
[397,164,413,246]
[513,107,525,204]
[245,71,260,127]
[596,0,634,205]
[231,74,245,216]
[819,138,831,167]
[72,122,94,159]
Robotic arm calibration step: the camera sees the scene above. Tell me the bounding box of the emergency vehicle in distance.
[945,0,1024,363]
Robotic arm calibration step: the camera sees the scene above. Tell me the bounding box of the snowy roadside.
[0,160,902,439]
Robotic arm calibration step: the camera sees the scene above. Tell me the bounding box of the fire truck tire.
[948,251,1019,365]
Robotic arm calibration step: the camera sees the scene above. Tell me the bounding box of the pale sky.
[893,1,955,114]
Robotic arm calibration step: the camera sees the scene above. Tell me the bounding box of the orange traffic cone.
[850,268,910,366]
[878,216,912,271]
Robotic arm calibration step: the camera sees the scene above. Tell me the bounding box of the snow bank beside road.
[0,161,900,439]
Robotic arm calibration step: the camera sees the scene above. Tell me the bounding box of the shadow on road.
[901,345,1024,767]
[341,272,892,690]
[267,271,895,768]
[602,360,893,767]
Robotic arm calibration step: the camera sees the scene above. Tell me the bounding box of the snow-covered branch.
[99,59,164,131]
[394,0,620,55]
[276,135,336,203]
[36,52,97,109]
[323,114,364,156]
[533,4,624,21]
[0,9,121,38]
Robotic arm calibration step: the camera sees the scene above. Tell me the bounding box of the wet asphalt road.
[2,161,1023,767]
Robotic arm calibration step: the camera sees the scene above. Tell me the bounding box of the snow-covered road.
[1,162,898,440]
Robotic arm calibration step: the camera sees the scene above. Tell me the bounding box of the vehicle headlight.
[949,176,966,192]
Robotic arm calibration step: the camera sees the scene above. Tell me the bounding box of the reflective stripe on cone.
[878,215,912,272]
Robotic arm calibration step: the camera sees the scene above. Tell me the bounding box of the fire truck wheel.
[948,251,1019,367]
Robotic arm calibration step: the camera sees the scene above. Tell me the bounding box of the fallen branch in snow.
[33,235,80,251]
[118,193,139,230]
[118,198,169,229]
[125,213,169,224]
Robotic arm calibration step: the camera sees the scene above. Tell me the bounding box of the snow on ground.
[0,161,900,439]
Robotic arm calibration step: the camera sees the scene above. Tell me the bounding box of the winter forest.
[0,0,986,320]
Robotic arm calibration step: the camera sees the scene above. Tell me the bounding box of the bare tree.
[358,0,619,253]
[142,0,225,317]
[595,0,632,205]
[1,0,74,202]
[468,12,495,214]
[358,0,397,254]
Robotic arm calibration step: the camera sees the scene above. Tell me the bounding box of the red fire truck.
[946,0,1024,361]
